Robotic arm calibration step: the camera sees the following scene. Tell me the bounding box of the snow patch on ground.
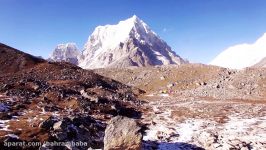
[0,120,11,131]
[144,116,266,149]
[142,96,266,149]
[158,94,169,97]
[5,134,19,139]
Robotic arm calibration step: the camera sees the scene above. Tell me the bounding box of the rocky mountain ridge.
[50,15,187,69]
[81,15,187,69]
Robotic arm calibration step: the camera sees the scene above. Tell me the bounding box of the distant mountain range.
[49,16,266,70]
[49,15,187,69]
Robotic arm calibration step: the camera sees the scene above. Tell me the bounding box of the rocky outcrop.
[39,115,106,149]
[104,116,142,150]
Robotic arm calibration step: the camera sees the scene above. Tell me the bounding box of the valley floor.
[141,94,266,150]
[94,64,266,150]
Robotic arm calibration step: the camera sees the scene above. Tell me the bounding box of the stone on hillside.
[104,116,142,150]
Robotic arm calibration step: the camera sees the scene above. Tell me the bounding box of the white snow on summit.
[79,15,186,69]
[210,33,266,69]
[85,15,144,51]
[49,43,80,65]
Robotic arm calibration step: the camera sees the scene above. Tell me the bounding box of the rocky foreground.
[95,65,266,150]
[0,43,143,149]
[0,43,266,150]
[141,95,266,150]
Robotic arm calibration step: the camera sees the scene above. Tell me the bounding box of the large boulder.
[104,116,142,150]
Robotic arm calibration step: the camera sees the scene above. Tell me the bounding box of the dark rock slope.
[0,43,45,74]
[0,43,142,149]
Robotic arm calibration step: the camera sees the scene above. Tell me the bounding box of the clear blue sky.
[1,0,266,63]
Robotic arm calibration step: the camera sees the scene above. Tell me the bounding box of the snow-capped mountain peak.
[210,33,266,69]
[80,15,186,69]
[84,15,152,52]
[49,43,80,65]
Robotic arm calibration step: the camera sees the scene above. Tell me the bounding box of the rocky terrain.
[0,43,142,149]
[95,64,266,99]
[1,43,266,150]
[95,64,266,149]
[140,95,266,150]
[0,43,45,74]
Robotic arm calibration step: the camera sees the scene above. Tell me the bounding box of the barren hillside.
[0,44,141,149]
[95,64,266,149]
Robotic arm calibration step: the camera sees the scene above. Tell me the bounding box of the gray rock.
[104,116,142,150]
